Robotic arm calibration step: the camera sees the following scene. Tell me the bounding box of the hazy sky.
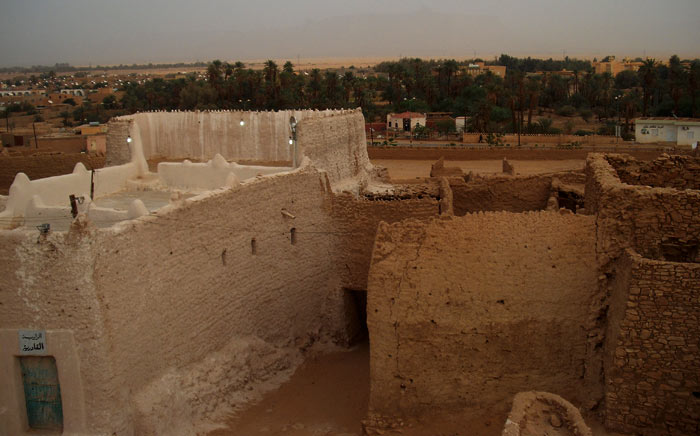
[1,0,698,67]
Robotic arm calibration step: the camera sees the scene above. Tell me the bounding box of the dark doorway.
[344,289,368,346]
[660,239,700,263]
[20,356,64,431]
[557,190,584,213]
[402,118,411,132]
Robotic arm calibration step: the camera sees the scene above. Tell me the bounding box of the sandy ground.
[204,342,622,436]
[207,343,370,436]
[371,159,585,180]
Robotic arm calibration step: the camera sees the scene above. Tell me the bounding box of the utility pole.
[90,170,95,200]
[69,195,79,219]
[32,122,39,149]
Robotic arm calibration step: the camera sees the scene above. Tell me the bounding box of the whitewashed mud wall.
[1,109,374,435]
[0,168,355,435]
[0,229,132,435]
[93,169,351,434]
[107,109,358,164]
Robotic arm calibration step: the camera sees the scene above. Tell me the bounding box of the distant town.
[1,54,698,154]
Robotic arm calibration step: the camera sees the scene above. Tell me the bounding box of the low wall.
[367,212,603,421]
[463,133,623,146]
[367,147,670,162]
[605,250,700,435]
[607,154,700,190]
[502,391,593,436]
[0,153,105,195]
[450,175,556,214]
[157,154,290,191]
[585,154,700,265]
[0,161,142,223]
[33,136,88,154]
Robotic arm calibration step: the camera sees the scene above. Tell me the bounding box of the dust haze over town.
[1,1,700,436]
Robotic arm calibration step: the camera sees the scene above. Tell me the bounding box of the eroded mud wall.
[585,154,700,265]
[607,154,700,190]
[367,212,603,420]
[331,193,440,291]
[450,175,552,214]
[296,110,371,185]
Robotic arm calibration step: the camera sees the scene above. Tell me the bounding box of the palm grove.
[57,55,700,137]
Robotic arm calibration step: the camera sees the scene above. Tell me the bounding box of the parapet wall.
[107,109,360,165]
[367,211,603,420]
[605,250,700,435]
[585,154,700,265]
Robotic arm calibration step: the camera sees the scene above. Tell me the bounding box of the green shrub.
[556,105,576,117]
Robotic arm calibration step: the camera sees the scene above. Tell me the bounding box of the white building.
[387,112,426,132]
[60,89,86,97]
[635,117,700,146]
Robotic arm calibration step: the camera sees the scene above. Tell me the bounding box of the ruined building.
[0,110,698,435]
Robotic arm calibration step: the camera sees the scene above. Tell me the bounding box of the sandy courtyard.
[371,159,585,180]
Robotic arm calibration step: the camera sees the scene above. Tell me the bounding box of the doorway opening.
[20,356,64,431]
[343,288,368,346]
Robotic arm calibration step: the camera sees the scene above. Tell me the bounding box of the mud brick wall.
[585,154,700,265]
[296,110,370,185]
[450,175,553,214]
[105,118,132,166]
[331,192,439,291]
[607,154,700,190]
[367,212,603,420]
[605,250,700,435]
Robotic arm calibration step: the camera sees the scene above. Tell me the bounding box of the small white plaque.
[18,330,47,355]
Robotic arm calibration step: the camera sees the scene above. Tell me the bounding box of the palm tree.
[526,77,540,129]
[690,61,700,117]
[207,60,223,84]
[668,55,686,115]
[307,69,322,108]
[341,72,355,106]
[263,60,280,107]
[638,59,657,116]
[323,71,342,107]
[438,59,459,99]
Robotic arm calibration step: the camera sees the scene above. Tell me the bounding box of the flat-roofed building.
[635,117,700,146]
